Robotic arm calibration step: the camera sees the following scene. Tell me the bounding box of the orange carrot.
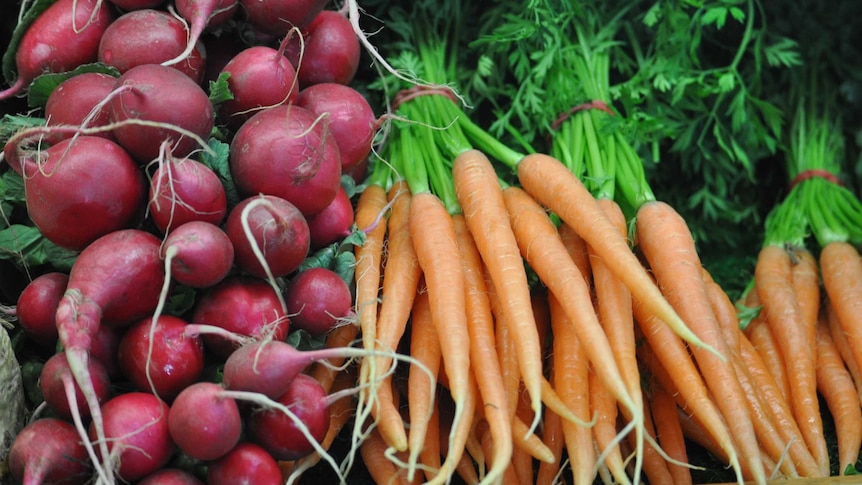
[559,222,592,282]
[755,243,827,475]
[650,384,692,485]
[820,241,862,392]
[361,427,422,485]
[742,291,790,402]
[816,311,862,475]
[478,420,521,485]
[825,300,862,401]
[637,387,675,485]
[406,288,441,481]
[588,366,630,485]
[535,404,565,485]
[637,199,762,484]
[309,320,360,393]
[513,391,537,485]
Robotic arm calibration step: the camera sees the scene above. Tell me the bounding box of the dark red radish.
[138,468,205,485]
[89,392,173,482]
[165,0,239,68]
[284,267,353,337]
[239,0,328,35]
[307,185,354,250]
[168,382,242,460]
[344,153,369,183]
[217,44,299,129]
[8,418,92,485]
[296,82,376,172]
[16,135,146,250]
[162,221,235,288]
[206,442,283,485]
[98,9,207,84]
[109,63,214,163]
[44,72,117,143]
[0,0,114,101]
[286,11,360,88]
[40,351,111,421]
[229,104,342,217]
[108,0,166,9]
[225,195,310,279]
[15,272,68,347]
[191,276,288,358]
[246,373,331,460]
[148,156,228,233]
[89,325,123,379]
[118,315,206,400]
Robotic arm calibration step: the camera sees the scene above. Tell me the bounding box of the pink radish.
[284,267,353,337]
[224,194,310,279]
[40,351,111,421]
[206,442,283,485]
[164,0,240,68]
[161,220,235,288]
[167,381,242,460]
[138,468,205,485]
[148,154,228,234]
[15,272,68,347]
[239,0,328,35]
[108,0,166,9]
[307,185,354,250]
[286,10,361,87]
[8,418,92,485]
[89,325,123,379]
[44,72,117,143]
[0,0,114,101]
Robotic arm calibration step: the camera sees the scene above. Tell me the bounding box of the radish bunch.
[1,0,380,482]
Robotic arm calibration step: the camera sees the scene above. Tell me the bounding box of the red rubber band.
[788,169,843,190]
[551,99,615,132]
[392,84,459,111]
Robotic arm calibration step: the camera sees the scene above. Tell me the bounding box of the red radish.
[98,9,207,84]
[44,72,117,143]
[40,351,111,421]
[225,195,310,279]
[168,382,242,460]
[239,0,328,35]
[162,221,235,288]
[89,325,123,379]
[8,418,92,485]
[344,153,369,183]
[118,315,206,400]
[148,155,228,233]
[285,267,353,337]
[307,185,354,250]
[206,442,283,485]
[108,0,166,9]
[109,63,214,163]
[15,135,146,250]
[138,468,205,485]
[286,11,361,87]
[297,82,376,171]
[15,272,68,347]
[191,275,288,358]
[89,392,174,482]
[246,373,331,460]
[217,44,300,129]
[165,0,240,68]
[229,104,342,217]
[0,0,114,101]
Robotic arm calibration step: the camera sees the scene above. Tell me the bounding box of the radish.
[190,275,288,358]
[55,229,165,483]
[217,44,300,129]
[98,9,207,84]
[165,0,240,68]
[44,72,117,143]
[284,267,353,337]
[206,442,283,485]
[296,82,376,172]
[138,468,205,485]
[88,392,174,482]
[167,381,242,460]
[162,220,235,288]
[0,0,115,101]
[15,272,68,347]
[8,418,92,485]
[13,135,146,250]
[225,194,310,279]
[89,325,123,379]
[108,0,166,9]
[148,155,228,234]
[40,351,111,421]
[229,104,342,218]
[109,63,214,163]
[117,315,206,401]
[307,185,355,250]
[239,0,328,35]
[286,11,361,88]
[246,373,331,460]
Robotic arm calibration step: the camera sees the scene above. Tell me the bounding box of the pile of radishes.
[0,0,382,483]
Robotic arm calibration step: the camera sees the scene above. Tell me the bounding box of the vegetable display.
[1,0,862,485]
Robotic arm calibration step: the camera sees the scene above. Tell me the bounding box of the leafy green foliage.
[0,114,45,146]
[199,137,240,208]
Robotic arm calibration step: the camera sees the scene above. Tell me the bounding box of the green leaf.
[166,285,197,317]
[728,6,745,23]
[701,6,728,29]
[717,72,736,93]
[0,224,77,270]
[763,37,802,68]
[2,0,59,83]
[198,138,240,208]
[0,170,26,206]
[207,71,234,108]
[26,63,120,109]
[285,328,326,351]
[0,114,46,146]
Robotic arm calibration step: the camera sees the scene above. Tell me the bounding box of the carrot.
[513,391,537,485]
[502,185,640,448]
[637,387,675,485]
[754,243,828,475]
[559,222,592,282]
[825,300,862,402]
[478,420,521,485]
[742,291,790,402]
[408,191,473,485]
[820,241,862,393]
[650,384,692,485]
[309,320,360,393]
[637,199,763,485]
[453,150,545,433]
[452,213,513,484]
[816,311,862,475]
[361,427,422,485]
[419,403,442,483]
[535,405,565,485]
[516,152,716,356]
[588,366,630,485]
